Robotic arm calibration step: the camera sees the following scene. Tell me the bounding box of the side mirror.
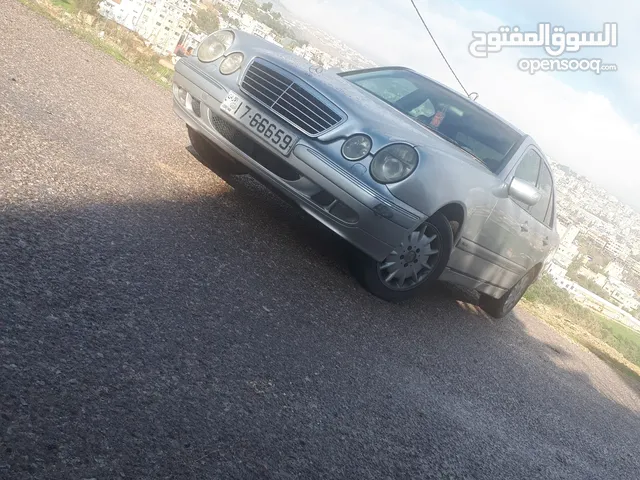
[509,178,541,206]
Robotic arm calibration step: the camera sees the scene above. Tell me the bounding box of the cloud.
[280,0,640,206]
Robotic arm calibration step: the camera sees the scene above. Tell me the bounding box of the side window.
[530,163,553,227]
[545,191,555,227]
[513,150,541,186]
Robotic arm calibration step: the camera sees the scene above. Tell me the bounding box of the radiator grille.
[241,59,343,136]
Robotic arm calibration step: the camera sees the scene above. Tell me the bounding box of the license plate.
[220,91,298,155]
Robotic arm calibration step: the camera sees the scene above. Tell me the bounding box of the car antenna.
[409,0,472,97]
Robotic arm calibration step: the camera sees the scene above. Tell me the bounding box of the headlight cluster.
[197,30,244,75]
[341,136,418,184]
[197,31,234,62]
[371,144,419,183]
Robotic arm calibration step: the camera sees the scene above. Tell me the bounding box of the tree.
[574,276,610,301]
[261,2,273,12]
[216,3,230,20]
[566,257,582,280]
[239,0,259,15]
[193,9,220,34]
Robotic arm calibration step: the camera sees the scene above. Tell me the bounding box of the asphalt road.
[1,2,639,479]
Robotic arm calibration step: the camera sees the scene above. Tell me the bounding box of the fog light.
[373,204,394,219]
[330,201,358,224]
[219,52,244,75]
[173,84,187,105]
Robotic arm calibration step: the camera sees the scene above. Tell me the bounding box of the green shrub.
[193,9,220,34]
[526,275,640,367]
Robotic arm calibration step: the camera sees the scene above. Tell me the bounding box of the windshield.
[342,68,523,172]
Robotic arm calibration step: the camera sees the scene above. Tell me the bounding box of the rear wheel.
[188,126,249,175]
[353,212,453,302]
[480,269,536,318]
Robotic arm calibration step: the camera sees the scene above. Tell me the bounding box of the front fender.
[386,143,500,219]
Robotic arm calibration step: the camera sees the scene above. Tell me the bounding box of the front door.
[474,148,543,288]
[526,161,555,263]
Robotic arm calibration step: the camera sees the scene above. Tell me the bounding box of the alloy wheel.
[377,222,441,291]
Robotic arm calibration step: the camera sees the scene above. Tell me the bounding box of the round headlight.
[341,134,372,161]
[197,30,234,63]
[220,52,244,75]
[370,144,419,184]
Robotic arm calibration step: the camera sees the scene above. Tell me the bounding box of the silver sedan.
[172,30,559,317]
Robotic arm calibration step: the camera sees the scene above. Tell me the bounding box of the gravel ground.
[1,2,639,479]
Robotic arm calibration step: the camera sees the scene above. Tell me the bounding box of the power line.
[409,0,471,97]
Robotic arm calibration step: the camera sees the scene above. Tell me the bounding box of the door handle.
[520,223,529,233]
[543,237,549,246]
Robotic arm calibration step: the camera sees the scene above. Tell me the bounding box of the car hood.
[213,32,500,215]
[201,31,492,172]
[248,48,489,170]
[239,44,498,215]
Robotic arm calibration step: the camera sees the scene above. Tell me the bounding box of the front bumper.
[173,65,425,261]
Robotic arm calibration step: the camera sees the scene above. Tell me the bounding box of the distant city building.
[137,0,193,54]
[583,229,607,248]
[560,224,580,246]
[99,0,193,55]
[630,260,640,277]
[552,276,640,331]
[604,279,639,312]
[553,242,579,269]
[605,261,625,280]
[577,266,607,287]
[549,159,640,320]
[239,14,274,41]
[547,262,567,280]
[219,0,243,11]
[604,241,630,260]
[98,0,147,30]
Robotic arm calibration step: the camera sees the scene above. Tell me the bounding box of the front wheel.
[353,212,453,302]
[479,269,536,319]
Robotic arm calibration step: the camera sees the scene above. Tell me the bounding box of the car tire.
[187,126,249,175]
[352,212,453,302]
[479,268,536,319]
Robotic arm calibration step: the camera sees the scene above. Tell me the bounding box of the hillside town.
[547,161,640,330]
[97,0,376,70]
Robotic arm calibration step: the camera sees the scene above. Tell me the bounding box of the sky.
[277,0,640,207]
